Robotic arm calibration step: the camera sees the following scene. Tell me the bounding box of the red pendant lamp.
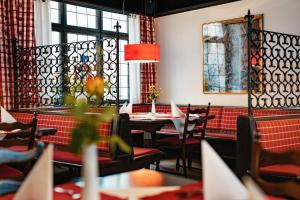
[124,44,160,63]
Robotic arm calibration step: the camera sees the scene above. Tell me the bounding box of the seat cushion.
[158,137,200,145]
[53,150,112,165]
[133,147,161,157]
[260,164,300,177]
[0,165,23,180]
[205,131,236,141]
[6,146,28,152]
[131,130,144,134]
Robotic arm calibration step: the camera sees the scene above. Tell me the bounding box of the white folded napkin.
[14,144,53,200]
[119,102,127,113]
[202,140,247,200]
[171,100,184,117]
[1,106,17,123]
[124,103,132,114]
[120,102,132,114]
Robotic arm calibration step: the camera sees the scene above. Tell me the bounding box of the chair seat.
[53,150,112,165]
[131,130,144,134]
[6,146,28,152]
[260,164,300,177]
[204,131,236,141]
[0,165,23,180]
[133,147,161,157]
[158,136,200,145]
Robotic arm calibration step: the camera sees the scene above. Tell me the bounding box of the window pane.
[67,12,77,26]
[65,4,97,29]
[102,11,128,33]
[51,31,60,45]
[50,1,59,9]
[87,15,96,29]
[78,34,88,42]
[77,6,87,14]
[77,14,87,27]
[66,4,76,12]
[67,33,78,43]
[51,9,60,23]
[87,8,96,16]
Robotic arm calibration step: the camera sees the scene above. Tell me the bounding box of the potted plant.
[148,85,161,114]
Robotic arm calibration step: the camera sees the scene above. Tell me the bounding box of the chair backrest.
[183,102,211,142]
[0,113,37,150]
[110,113,133,160]
[250,128,300,199]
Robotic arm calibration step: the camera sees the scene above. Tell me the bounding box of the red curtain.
[0,0,36,109]
[140,15,157,103]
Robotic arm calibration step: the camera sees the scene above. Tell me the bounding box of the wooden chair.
[250,132,300,200]
[0,113,38,180]
[157,103,211,177]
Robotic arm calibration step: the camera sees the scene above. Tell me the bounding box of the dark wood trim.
[155,0,240,17]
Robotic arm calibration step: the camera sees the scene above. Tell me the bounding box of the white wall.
[155,0,300,106]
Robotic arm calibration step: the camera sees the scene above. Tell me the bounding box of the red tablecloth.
[0,181,286,200]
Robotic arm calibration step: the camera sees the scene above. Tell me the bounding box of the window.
[50,1,129,101]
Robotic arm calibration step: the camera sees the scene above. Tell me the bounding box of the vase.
[82,143,99,200]
[151,100,156,114]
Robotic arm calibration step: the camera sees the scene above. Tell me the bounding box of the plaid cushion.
[206,107,223,129]
[11,112,112,152]
[256,118,300,152]
[220,107,247,131]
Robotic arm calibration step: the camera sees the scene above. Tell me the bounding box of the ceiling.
[59,0,240,17]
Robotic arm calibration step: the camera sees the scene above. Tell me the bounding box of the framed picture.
[202,15,263,94]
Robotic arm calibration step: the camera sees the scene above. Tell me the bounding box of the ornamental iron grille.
[14,37,120,108]
[246,11,300,114]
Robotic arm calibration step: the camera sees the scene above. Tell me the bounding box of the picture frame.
[202,15,263,94]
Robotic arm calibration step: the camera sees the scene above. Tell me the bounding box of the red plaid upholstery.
[53,150,112,165]
[133,147,161,157]
[0,0,37,109]
[220,107,247,131]
[205,131,236,141]
[0,165,23,180]
[11,112,112,152]
[260,164,300,177]
[140,16,157,103]
[132,104,150,113]
[256,118,300,152]
[206,107,223,129]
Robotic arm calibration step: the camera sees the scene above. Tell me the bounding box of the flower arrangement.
[148,84,161,101]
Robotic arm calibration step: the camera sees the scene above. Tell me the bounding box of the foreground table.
[75,169,196,189]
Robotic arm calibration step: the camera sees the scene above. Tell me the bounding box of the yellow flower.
[86,75,104,97]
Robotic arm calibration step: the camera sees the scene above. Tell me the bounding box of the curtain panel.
[0,0,37,109]
[140,15,157,103]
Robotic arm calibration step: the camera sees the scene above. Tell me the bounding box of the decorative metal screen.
[14,38,120,108]
[247,11,300,112]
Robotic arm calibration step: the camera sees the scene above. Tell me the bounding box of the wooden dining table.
[130,115,173,147]
[129,113,215,147]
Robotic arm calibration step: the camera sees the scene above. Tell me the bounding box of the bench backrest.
[11,112,112,152]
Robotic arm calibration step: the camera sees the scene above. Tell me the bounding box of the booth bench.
[237,114,300,180]
[9,110,163,176]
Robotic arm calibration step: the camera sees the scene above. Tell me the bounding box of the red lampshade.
[124,44,160,63]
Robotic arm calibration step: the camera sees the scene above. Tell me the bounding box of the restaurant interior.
[0,0,300,199]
